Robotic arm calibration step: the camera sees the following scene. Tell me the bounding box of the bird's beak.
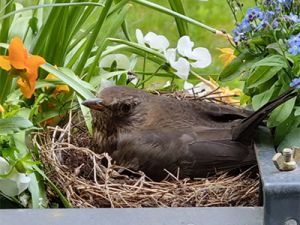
[81,98,106,111]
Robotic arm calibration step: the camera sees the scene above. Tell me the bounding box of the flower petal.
[136,29,145,46]
[100,54,130,70]
[177,36,194,57]
[164,48,176,63]
[54,84,70,94]
[8,37,28,70]
[17,77,35,99]
[10,173,31,195]
[0,56,11,71]
[183,81,194,91]
[184,81,212,96]
[190,47,212,68]
[193,82,213,96]
[217,48,236,66]
[25,55,45,82]
[170,57,190,80]
[217,48,234,55]
[146,34,169,52]
[144,32,157,45]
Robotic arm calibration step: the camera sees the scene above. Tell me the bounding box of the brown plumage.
[82,86,297,180]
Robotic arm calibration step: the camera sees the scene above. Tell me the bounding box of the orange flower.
[203,78,241,105]
[217,48,236,67]
[0,37,45,98]
[45,72,70,95]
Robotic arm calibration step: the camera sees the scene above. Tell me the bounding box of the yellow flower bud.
[217,48,236,67]
[0,104,4,113]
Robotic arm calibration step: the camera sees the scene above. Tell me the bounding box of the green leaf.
[167,0,188,36]
[40,63,95,99]
[219,52,259,81]
[274,114,300,146]
[75,0,113,75]
[278,127,300,152]
[108,38,165,61]
[34,110,59,124]
[252,85,276,111]
[250,55,288,69]
[246,66,282,88]
[28,16,38,34]
[116,73,127,85]
[33,165,72,208]
[0,117,33,135]
[12,109,49,208]
[266,42,284,55]
[268,97,297,127]
[86,3,131,80]
[295,107,300,116]
[28,172,48,208]
[77,95,92,135]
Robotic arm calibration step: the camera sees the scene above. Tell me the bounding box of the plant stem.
[131,0,225,35]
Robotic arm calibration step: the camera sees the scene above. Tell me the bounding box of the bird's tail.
[232,88,298,141]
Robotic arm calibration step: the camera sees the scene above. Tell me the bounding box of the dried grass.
[34,104,259,208]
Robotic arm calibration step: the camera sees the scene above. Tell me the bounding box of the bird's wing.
[195,101,253,120]
[112,127,255,180]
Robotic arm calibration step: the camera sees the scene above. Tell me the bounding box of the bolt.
[283,148,294,163]
[282,148,297,171]
[273,148,297,171]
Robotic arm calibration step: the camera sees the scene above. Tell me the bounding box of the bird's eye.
[121,103,132,114]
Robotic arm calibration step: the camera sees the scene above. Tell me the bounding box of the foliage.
[0,0,230,208]
[0,0,297,208]
[220,0,300,148]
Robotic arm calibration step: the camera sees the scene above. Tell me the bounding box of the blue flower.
[278,0,292,6]
[232,18,252,43]
[288,34,300,46]
[246,7,264,22]
[287,34,300,56]
[286,13,300,23]
[271,19,279,29]
[256,11,275,30]
[289,45,300,56]
[239,19,252,32]
[264,0,292,8]
[290,78,300,88]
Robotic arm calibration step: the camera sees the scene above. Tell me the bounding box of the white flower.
[184,81,213,97]
[177,36,195,57]
[177,36,212,68]
[99,54,138,85]
[100,54,130,70]
[165,48,190,80]
[136,29,169,52]
[0,156,31,197]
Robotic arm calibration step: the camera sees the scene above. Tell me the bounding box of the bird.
[82,86,297,180]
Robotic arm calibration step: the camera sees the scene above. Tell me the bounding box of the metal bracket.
[255,128,300,225]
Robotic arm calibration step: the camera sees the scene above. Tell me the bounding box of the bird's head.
[82,86,149,142]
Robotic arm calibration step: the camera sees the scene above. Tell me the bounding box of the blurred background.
[126,0,255,77]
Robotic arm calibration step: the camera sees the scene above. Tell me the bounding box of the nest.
[34,90,260,208]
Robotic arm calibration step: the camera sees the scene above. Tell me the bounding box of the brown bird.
[82,86,297,180]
